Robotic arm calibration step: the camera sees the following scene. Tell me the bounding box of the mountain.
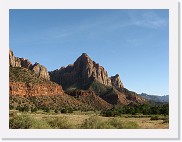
[9,50,112,110]
[140,93,169,103]
[9,49,50,80]
[50,53,147,105]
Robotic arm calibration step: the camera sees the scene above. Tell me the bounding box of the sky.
[9,9,169,96]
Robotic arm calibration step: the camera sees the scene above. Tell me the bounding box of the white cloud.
[128,11,168,29]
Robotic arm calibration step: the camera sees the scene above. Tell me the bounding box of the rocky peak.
[9,49,21,67]
[9,49,50,80]
[50,53,112,89]
[110,74,124,88]
[32,63,50,80]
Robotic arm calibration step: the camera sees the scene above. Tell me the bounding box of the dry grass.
[9,111,169,129]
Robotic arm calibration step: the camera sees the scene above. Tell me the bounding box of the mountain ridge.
[9,49,150,110]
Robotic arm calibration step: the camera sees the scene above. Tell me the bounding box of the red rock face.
[9,82,64,96]
[50,53,115,89]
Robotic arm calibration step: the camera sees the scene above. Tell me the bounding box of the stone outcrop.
[110,74,124,88]
[10,82,63,96]
[50,53,114,89]
[9,49,50,80]
[32,63,50,80]
[9,49,21,67]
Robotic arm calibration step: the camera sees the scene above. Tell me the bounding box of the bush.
[81,116,139,129]
[31,107,38,113]
[150,116,159,120]
[61,108,67,114]
[9,111,18,118]
[47,117,73,129]
[9,114,51,129]
[107,118,139,129]
[54,109,59,114]
[9,115,34,129]
[81,116,113,129]
[31,120,51,129]
[44,107,50,113]
[68,108,73,113]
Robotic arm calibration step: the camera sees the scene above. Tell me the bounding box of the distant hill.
[139,93,169,103]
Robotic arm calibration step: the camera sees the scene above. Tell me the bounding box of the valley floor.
[9,110,169,129]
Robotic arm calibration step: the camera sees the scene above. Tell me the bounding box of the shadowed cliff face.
[9,49,50,80]
[49,53,123,90]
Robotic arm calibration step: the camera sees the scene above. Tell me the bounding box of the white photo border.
[0,0,179,139]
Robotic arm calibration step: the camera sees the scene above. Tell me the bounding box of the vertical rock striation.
[49,53,114,89]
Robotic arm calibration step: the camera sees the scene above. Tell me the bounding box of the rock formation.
[9,49,50,80]
[50,53,115,89]
[110,74,124,88]
[32,63,50,80]
[10,82,63,96]
[9,49,21,67]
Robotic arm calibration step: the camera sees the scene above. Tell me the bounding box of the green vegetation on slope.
[10,67,53,84]
[89,80,113,96]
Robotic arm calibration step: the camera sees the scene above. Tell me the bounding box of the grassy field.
[9,110,169,129]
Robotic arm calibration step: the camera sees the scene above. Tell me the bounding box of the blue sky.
[10,9,169,96]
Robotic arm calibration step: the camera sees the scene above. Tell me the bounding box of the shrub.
[47,117,73,129]
[31,120,51,129]
[150,116,159,120]
[9,111,18,118]
[107,118,139,129]
[9,114,51,129]
[68,108,73,113]
[81,116,113,129]
[54,109,59,114]
[31,107,38,113]
[9,115,34,129]
[44,107,50,113]
[61,108,67,114]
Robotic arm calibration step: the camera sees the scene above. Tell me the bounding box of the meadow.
[9,110,169,129]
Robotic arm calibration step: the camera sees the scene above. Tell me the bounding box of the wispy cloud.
[128,11,168,29]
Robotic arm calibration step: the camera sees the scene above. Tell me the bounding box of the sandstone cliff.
[10,82,63,96]
[49,53,119,90]
[32,63,50,80]
[9,49,50,80]
[110,74,124,88]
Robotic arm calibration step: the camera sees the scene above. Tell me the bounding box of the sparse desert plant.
[9,114,34,129]
[162,118,169,123]
[54,109,59,114]
[47,117,74,129]
[31,107,38,113]
[31,119,51,129]
[107,118,139,129]
[9,114,51,129]
[61,108,68,114]
[80,115,113,129]
[150,116,159,120]
[9,111,18,118]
